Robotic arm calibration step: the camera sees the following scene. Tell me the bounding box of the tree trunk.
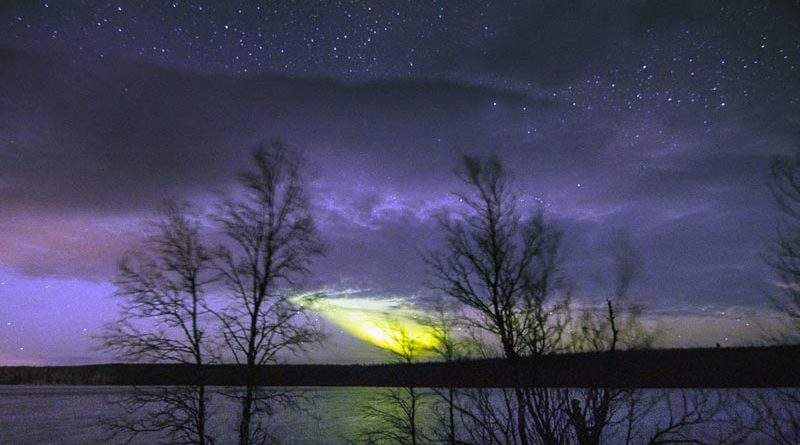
[448,386,456,445]
[514,386,530,445]
[198,382,206,445]
[410,386,418,445]
[239,375,254,445]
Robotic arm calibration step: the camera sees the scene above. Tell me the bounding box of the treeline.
[3,345,799,387]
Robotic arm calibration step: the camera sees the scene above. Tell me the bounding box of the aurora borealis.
[1,1,799,364]
[291,292,440,357]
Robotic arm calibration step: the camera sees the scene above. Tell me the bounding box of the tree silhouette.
[428,156,563,361]
[740,388,800,445]
[424,156,731,445]
[427,155,563,445]
[359,320,427,445]
[421,298,466,445]
[641,390,747,445]
[100,202,216,445]
[213,141,324,445]
[736,153,800,444]
[767,153,800,342]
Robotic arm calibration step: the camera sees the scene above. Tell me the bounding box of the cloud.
[0,211,145,279]
[0,45,789,312]
[0,46,562,279]
[0,46,562,212]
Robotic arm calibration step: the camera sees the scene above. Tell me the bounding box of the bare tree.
[573,232,651,353]
[427,156,564,360]
[213,141,324,445]
[558,232,659,445]
[735,154,800,445]
[562,235,738,445]
[421,299,464,445]
[454,387,522,445]
[607,232,638,351]
[427,155,564,445]
[100,202,216,445]
[739,388,800,445]
[641,390,747,445]
[359,322,427,445]
[767,153,800,342]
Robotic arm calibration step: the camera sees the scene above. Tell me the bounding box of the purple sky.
[1,1,798,364]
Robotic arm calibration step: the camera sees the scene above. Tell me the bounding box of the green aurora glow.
[290,292,439,356]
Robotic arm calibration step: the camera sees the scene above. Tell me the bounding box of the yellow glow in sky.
[290,293,439,357]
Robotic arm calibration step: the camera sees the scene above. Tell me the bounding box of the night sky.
[1,1,799,365]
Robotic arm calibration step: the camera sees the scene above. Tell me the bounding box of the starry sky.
[0,1,799,365]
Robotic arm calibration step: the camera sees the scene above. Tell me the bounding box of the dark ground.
[2,346,798,388]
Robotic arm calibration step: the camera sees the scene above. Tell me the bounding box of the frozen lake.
[0,386,369,444]
[0,386,794,444]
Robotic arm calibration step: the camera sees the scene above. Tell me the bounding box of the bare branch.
[98,202,216,445]
[212,140,324,445]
